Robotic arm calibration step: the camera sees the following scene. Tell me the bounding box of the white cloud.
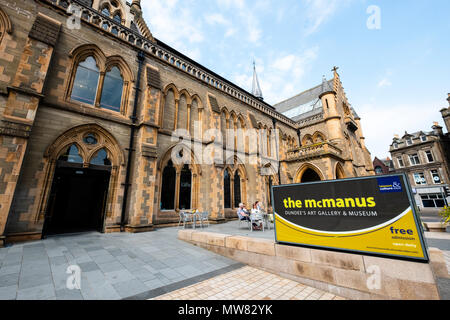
[142,0,205,58]
[204,13,237,38]
[378,78,392,88]
[214,0,262,44]
[205,13,230,26]
[303,0,351,36]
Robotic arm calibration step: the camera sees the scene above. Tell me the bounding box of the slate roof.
[273,79,334,121]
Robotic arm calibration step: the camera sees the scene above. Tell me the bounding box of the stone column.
[125,67,161,233]
[0,14,61,246]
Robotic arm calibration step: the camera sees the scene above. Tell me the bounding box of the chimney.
[432,122,443,136]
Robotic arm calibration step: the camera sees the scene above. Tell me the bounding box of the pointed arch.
[335,162,346,180]
[158,144,201,213]
[160,83,180,130]
[302,134,314,146]
[66,44,132,114]
[0,6,12,44]
[313,131,326,143]
[190,94,202,136]
[105,55,135,82]
[222,156,248,211]
[37,124,125,225]
[163,83,180,100]
[294,163,324,183]
[44,124,125,166]
[69,44,107,72]
[177,89,191,130]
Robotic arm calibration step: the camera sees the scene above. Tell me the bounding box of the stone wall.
[179,230,448,300]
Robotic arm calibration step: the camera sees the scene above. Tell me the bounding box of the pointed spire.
[252,61,264,100]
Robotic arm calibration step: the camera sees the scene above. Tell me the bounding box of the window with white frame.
[431,170,442,184]
[406,138,413,146]
[425,150,434,163]
[413,172,426,185]
[397,156,405,168]
[420,135,427,142]
[409,154,420,166]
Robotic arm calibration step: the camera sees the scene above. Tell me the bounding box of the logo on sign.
[377,177,403,193]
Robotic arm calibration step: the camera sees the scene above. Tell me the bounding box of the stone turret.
[131,0,141,12]
[320,70,341,142]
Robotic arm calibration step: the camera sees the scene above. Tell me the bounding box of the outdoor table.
[181,211,201,229]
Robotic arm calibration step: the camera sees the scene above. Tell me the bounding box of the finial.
[332,66,339,73]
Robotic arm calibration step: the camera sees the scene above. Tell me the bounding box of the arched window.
[70,56,100,105]
[113,13,121,24]
[100,66,123,112]
[179,165,192,210]
[101,6,110,17]
[224,169,231,209]
[90,148,111,166]
[160,161,176,210]
[58,144,83,163]
[234,171,242,208]
[130,21,140,34]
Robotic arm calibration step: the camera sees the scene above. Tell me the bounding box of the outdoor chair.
[250,215,264,232]
[237,212,251,230]
[199,211,210,229]
[178,211,193,229]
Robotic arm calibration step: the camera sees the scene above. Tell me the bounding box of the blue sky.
[142,0,450,159]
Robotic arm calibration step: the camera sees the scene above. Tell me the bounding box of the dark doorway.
[301,168,321,183]
[179,164,192,210]
[44,162,110,236]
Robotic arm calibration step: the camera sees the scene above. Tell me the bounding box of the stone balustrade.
[286,142,343,161]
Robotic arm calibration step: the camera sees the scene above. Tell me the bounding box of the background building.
[372,157,394,175]
[389,97,450,209]
[0,0,373,245]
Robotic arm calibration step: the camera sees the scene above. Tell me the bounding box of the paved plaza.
[0,227,241,300]
[0,213,449,300]
[152,266,345,301]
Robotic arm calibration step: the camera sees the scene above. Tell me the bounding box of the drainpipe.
[120,50,145,232]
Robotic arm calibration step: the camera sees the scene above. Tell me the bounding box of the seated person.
[250,202,264,231]
[255,201,265,213]
[237,203,250,222]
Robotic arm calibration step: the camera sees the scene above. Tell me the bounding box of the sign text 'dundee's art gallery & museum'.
[271,174,429,261]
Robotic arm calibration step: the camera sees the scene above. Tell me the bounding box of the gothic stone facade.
[0,0,374,245]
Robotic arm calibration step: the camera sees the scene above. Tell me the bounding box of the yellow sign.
[272,175,429,261]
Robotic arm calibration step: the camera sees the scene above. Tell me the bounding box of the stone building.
[0,0,374,245]
[389,98,450,208]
